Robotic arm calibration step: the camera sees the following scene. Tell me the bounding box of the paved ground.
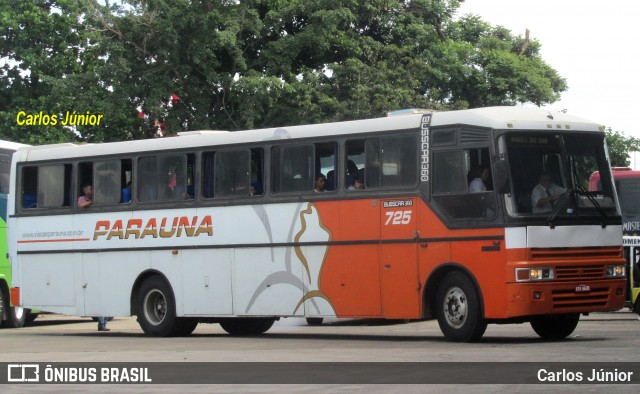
[1,311,639,392]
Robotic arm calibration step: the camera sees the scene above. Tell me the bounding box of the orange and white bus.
[8,107,626,341]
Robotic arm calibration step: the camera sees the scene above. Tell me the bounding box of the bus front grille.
[555,265,606,280]
[551,287,610,310]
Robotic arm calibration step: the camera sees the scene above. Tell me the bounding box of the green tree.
[605,128,640,167]
[1,0,571,143]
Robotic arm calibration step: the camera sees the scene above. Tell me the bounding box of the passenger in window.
[348,177,364,190]
[250,185,257,196]
[77,184,93,208]
[469,167,490,193]
[531,173,566,213]
[314,174,327,192]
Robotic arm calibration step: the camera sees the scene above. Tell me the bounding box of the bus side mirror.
[493,159,510,194]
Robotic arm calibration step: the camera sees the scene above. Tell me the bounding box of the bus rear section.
[590,167,640,313]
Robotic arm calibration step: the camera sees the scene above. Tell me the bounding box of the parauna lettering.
[93,216,213,240]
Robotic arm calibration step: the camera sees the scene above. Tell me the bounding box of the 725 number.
[385,210,412,225]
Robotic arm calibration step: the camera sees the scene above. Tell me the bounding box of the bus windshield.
[503,132,617,217]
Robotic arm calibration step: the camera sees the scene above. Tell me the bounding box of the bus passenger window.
[38,164,72,208]
[94,161,120,205]
[250,148,264,196]
[431,148,496,220]
[380,135,418,188]
[202,152,215,198]
[346,140,365,189]
[215,150,252,197]
[21,166,38,209]
[159,155,189,201]
[272,145,313,193]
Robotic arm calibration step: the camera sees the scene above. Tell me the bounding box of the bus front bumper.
[506,279,626,317]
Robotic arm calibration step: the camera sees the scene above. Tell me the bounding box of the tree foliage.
[605,128,640,167]
[1,0,569,143]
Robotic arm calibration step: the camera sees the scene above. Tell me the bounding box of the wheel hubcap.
[443,286,467,329]
[143,289,167,326]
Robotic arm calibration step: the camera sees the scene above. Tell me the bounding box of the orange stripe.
[18,238,91,243]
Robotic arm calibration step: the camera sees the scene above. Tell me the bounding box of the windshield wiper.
[546,189,573,228]
[575,186,608,228]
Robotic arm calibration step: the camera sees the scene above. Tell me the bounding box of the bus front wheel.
[530,314,580,339]
[436,272,487,342]
[136,276,183,337]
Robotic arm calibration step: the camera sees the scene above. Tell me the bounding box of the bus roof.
[0,139,29,151]
[14,106,604,162]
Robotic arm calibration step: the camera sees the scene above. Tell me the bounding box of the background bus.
[590,167,640,314]
[0,139,29,328]
[8,107,626,341]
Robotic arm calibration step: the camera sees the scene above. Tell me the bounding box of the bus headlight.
[515,267,554,282]
[605,265,625,278]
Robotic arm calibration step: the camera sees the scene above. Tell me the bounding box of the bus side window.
[158,154,188,201]
[202,151,215,198]
[272,145,313,194]
[346,135,418,190]
[93,159,132,205]
[345,140,364,189]
[215,149,251,197]
[431,148,496,220]
[250,148,264,196]
[138,157,158,202]
[380,135,418,188]
[21,166,38,209]
[38,164,72,208]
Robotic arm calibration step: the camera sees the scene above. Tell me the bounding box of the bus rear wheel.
[219,318,275,336]
[436,272,486,342]
[136,276,183,337]
[0,290,26,328]
[530,314,580,339]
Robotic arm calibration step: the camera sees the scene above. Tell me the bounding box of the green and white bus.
[0,139,29,328]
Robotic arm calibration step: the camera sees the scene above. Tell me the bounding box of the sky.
[456,0,640,165]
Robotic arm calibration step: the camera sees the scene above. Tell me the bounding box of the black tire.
[219,318,275,336]
[530,314,580,340]
[0,289,26,328]
[306,317,323,326]
[174,318,199,336]
[634,299,640,316]
[436,271,487,342]
[135,276,182,337]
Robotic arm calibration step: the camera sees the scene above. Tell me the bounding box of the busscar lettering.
[420,114,431,182]
[93,215,213,240]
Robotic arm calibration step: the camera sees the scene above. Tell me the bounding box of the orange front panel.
[450,240,507,318]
